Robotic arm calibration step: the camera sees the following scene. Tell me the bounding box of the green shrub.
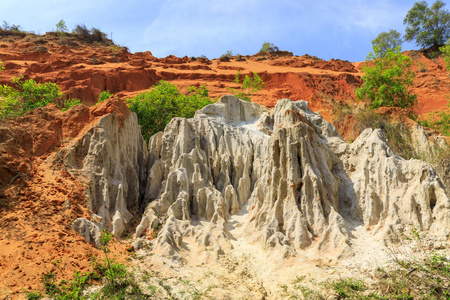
[61,98,81,111]
[1,21,22,32]
[25,291,43,300]
[55,20,68,36]
[220,50,233,61]
[127,81,212,141]
[73,24,110,44]
[97,90,112,104]
[355,46,417,110]
[0,77,62,119]
[259,41,279,53]
[228,71,265,101]
[419,99,450,136]
[440,40,450,71]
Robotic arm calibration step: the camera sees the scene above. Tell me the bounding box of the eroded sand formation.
[67,96,449,266]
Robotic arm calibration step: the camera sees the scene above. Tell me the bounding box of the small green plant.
[0,77,62,119]
[228,71,265,101]
[61,98,81,111]
[127,80,212,141]
[331,278,366,298]
[220,50,233,61]
[25,291,43,300]
[55,20,68,36]
[419,98,450,136]
[97,90,112,104]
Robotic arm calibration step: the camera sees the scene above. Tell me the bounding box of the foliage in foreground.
[127,80,212,141]
[355,46,417,110]
[0,76,62,118]
[27,230,148,300]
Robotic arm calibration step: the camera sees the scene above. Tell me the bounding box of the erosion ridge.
[1,32,449,121]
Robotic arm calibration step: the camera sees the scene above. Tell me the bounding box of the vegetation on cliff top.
[127,80,213,141]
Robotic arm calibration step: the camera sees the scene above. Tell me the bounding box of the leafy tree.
[260,41,279,53]
[127,81,212,141]
[55,19,68,36]
[372,30,403,57]
[355,46,417,110]
[404,0,450,48]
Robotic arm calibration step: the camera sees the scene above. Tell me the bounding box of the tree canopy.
[403,0,450,48]
[355,46,417,110]
[372,30,403,57]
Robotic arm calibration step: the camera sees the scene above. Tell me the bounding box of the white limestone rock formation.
[65,109,148,241]
[136,95,450,259]
[334,128,450,236]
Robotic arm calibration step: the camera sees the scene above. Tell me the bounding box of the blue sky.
[0,0,445,61]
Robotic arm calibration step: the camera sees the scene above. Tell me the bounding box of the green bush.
[62,98,81,111]
[0,77,62,119]
[228,71,265,101]
[127,81,213,141]
[259,42,279,53]
[420,99,450,136]
[97,90,112,104]
[55,20,68,36]
[1,21,22,32]
[355,46,417,110]
[440,40,450,71]
[73,24,110,44]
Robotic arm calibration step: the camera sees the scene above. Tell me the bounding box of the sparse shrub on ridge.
[259,41,279,53]
[127,80,213,141]
[0,20,22,33]
[228,71,265,101]
[55,19,68,36]
[73,24,111,45]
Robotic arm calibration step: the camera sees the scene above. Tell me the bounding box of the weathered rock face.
[66,96,449,258]
[65,104,148,240]
[133,95,449,258]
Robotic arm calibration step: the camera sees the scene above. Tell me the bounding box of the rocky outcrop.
[65,100,148,240]
[133,96,450,259]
